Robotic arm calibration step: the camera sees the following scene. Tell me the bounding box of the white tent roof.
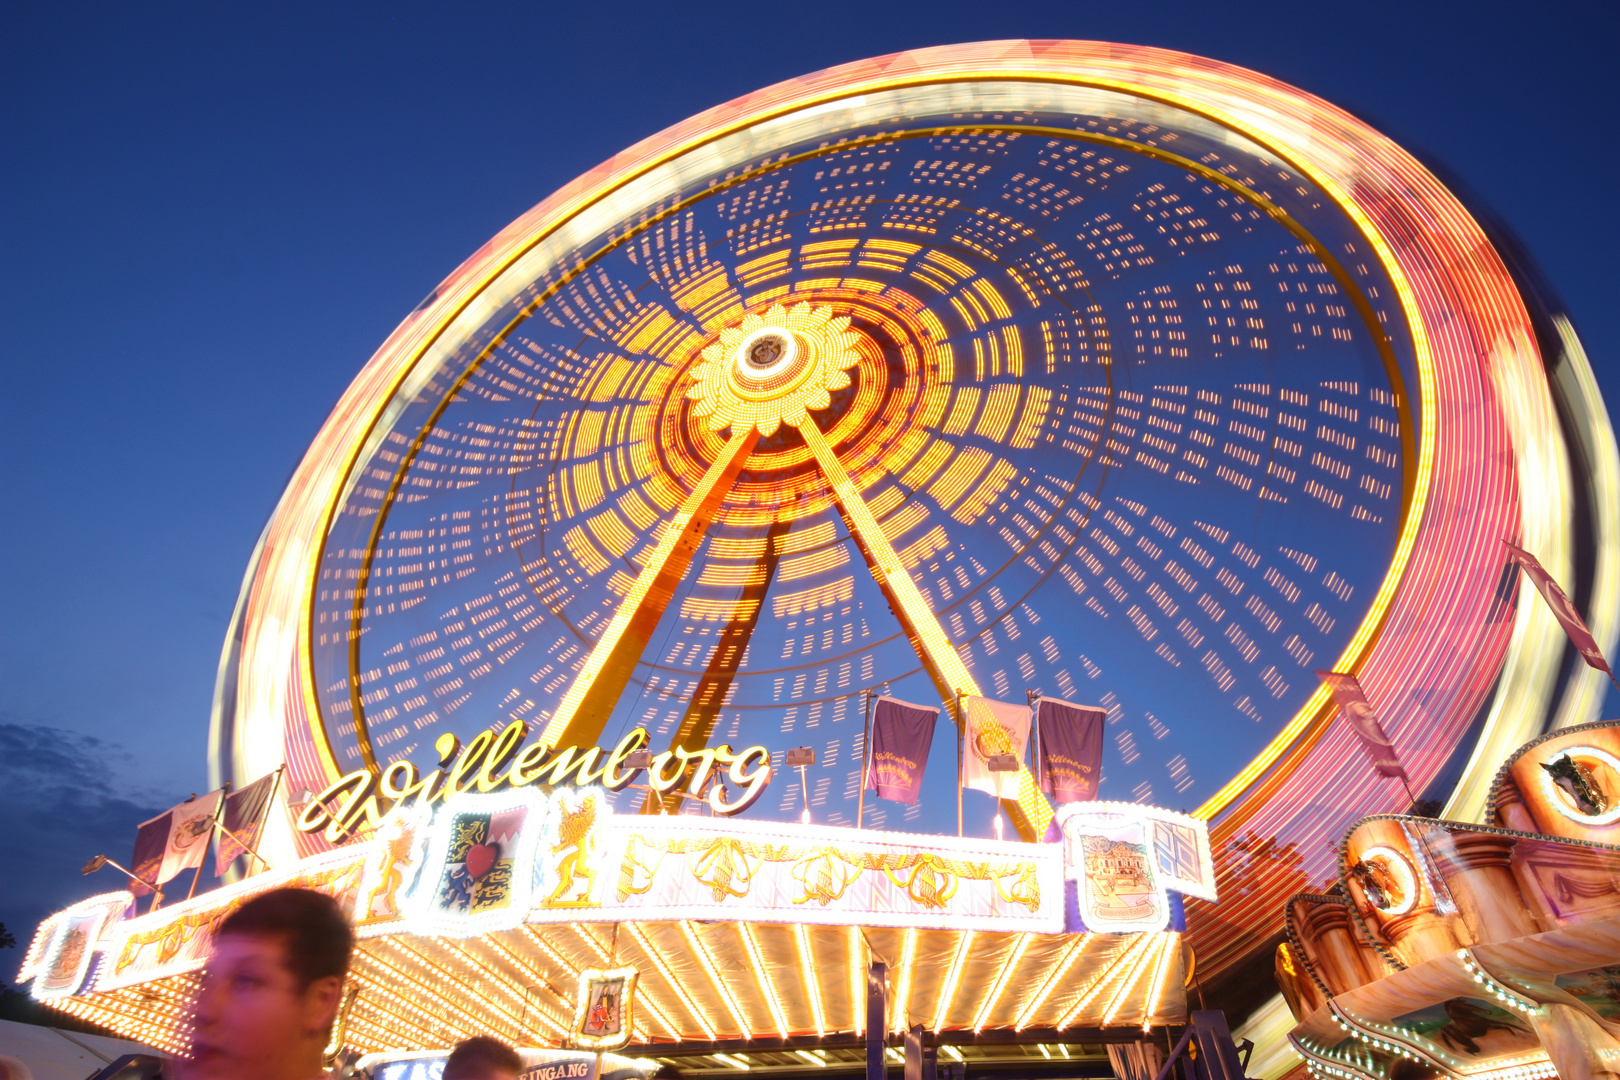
[0,1018,157,1080]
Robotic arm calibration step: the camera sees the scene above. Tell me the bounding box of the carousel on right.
[1280,718,1620,1080]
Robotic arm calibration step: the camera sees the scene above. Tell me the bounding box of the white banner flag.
[961,696,1031,800]
[158,790,222,884]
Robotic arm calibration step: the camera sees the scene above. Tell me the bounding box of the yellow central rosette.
[686,303,860,437]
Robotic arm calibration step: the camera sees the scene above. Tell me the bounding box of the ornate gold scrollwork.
[618,834,670,901]
[618,835,792,902]
[115,863,364,975]
[791,847,864,906]
[616,833,1041,912]
[994,860,1042,912]
[691,838,767,902]
[882,853,961,910]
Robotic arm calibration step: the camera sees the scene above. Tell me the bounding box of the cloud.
[0,721,167,951]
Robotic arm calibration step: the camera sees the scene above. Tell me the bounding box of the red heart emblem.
[464,842,499,879]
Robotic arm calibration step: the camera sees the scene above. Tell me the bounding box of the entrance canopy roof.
[20,794,1212,1056]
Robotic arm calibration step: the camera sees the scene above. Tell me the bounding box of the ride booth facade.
[19,730,1217,1077]
[1280,719,1620,1080]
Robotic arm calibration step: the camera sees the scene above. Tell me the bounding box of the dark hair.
[216,887,353,990]
[444,1036,524,1080]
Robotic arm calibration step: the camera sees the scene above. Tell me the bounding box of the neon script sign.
[297,724,772,843]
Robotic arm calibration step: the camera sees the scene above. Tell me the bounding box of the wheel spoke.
[538,425,760,750]
[794,416,1052,840]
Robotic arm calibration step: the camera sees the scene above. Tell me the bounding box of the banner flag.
[215,772,278,876]
[1505,541,1614,676]
[129,811,171,895]
[865,696,940,805]
[158,790,222,884]
[1315,671,1407,781]
[571,966,639,1051]
[961,696,1031,800]
[1037,697,1106,803]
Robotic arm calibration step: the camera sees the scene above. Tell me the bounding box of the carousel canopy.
[20,791,1212,1056]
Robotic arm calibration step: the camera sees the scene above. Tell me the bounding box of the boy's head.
[444,1036,524,1080]
[188,887,354,1080]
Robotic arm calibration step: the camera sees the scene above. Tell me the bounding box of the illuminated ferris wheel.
[212,42,1606,980]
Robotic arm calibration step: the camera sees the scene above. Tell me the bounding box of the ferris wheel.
[211,41,1598,981]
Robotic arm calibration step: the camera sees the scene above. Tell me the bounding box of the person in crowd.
[443,1036,525,1080]
[183,887,353,1080]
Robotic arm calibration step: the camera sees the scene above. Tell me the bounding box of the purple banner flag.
[1037,697,1106,803]
[215,771,278,876]
[866,696,940,804]
[129,811,170,896]
[1315,671,1407,781]
[1505,541,1613,676]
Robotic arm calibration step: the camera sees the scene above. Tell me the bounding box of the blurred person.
[443,1036,524,1080]
[184,886,353,1080]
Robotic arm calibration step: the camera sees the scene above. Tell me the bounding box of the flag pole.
[84,855,162,896]
[1026,689,1042,796]
[1391,769,1462,911]
[251,766,285,876]
[799,762,812,824]
[213,821,265,871]
[214,768,284,879]
[1322,670,1459,908]
[188,785,229,902]
[954,690,964,839]
[1504,539,1620,695]
[858,691,874,830]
